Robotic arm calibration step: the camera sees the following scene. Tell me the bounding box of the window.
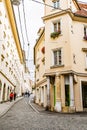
[84,27,87,36]
[50,20,61,38]
[53,0,60,9]
[53,49,62,66]
[53,21,61,32]
[84,26,87,40]
[1,54,5,61]
[85,53,87,68]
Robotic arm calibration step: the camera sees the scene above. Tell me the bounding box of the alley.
[0,98,87,130]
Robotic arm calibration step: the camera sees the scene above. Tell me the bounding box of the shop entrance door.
[82,83,87,108]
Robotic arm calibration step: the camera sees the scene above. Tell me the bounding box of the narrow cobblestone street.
[0,98,87,130]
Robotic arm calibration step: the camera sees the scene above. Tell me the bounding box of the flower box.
[50,31,61,39]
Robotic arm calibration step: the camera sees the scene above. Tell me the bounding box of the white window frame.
[52,48,62,66]
[52,20,61,33]
[53,0,60,9]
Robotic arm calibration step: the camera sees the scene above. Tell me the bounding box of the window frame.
[52,0,60,9]
[84,26,87,36]
[52,48,63,66]
[83,26,87,40]
[52,20,61,33]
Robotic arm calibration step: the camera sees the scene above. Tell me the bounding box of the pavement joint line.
[29,100,39,114]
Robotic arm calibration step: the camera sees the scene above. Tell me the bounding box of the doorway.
[82,82,87,108]
[65,85,70,106]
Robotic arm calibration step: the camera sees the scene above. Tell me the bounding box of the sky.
[13,0,44,81]
[13,0,87,81]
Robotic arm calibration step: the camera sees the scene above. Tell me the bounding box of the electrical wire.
[18,5,25,49]
[31,0,71,12]
[22,0,30,45]
[21,0,30,64]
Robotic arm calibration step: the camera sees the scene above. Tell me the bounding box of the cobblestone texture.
[0,98,87,130]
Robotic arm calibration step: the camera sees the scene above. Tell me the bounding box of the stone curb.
[29,100,39,114]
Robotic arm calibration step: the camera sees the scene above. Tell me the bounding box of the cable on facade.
[18,5,25,50]
[21,0,30,65]
[22,0,30,45]
[31,0,74,12]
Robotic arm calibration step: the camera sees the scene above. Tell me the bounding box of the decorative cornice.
[0,71,15,87]
[44,70,87,77]
[82,48,87,52]
[35,78,47,87]
[42,9,87,23]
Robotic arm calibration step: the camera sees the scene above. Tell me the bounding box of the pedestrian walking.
[10,92,14,102]
[14,92,16,101]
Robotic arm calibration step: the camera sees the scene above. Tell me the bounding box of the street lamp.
[11,0,21,6]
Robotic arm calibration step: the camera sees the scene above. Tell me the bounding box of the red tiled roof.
[78,3,87,9]
[75,8,87,17]
[74,2,87,17]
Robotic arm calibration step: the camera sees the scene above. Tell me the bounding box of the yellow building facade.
[34,0,87,112]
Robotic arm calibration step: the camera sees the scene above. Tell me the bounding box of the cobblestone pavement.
[0,98,87,130]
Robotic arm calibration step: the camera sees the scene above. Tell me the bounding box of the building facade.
[0,0,26,102]
[34,27,48,107]
[34,0,87,112]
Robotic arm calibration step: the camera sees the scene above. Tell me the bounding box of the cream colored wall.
[0,73,14,102]
[69,20,87,73]
[45,14,73,73]
[35,34,45,82]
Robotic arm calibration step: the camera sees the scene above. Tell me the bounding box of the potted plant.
[50,31,61,39]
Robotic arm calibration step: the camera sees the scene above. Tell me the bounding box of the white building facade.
[0,0,27,102]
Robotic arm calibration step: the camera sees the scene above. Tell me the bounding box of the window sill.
[50,64,64,69]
